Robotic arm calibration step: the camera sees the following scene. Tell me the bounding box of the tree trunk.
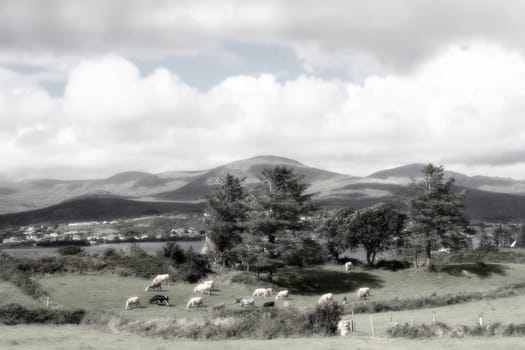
[267,270,273,283]
[425,240,433,271]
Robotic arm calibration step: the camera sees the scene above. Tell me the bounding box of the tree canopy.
[204,173,248,265]
[408,163,470,269]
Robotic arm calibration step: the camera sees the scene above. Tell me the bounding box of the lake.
[0,240,205,257]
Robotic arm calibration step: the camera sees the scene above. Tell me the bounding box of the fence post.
[369,314,375,336]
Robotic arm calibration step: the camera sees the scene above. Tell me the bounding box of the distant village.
[0,214,205,247]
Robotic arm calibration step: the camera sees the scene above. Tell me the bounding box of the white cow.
[145,280,162,292]
[253,288,269,297]
[125,296,140,310]
[186,296,203,309]
[235,298,255,307]
[275,290,289,300]
[152,274,170,284]
[318,293,334,304]
[194,282,212,294]
[357,287,371,299]
[345,261,353,271]
[203,280,214,290]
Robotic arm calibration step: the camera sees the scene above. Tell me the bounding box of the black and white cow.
[149,295,169,306]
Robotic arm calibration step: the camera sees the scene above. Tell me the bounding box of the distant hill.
[0,196,205,226]
[368,163,525,194]
[2,155,525,223]
[154,155,345,201]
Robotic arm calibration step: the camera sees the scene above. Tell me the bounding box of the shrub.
[57,245,84,256]
[304,301,344,336]
[0,304,85,325]
[375,259,411,271]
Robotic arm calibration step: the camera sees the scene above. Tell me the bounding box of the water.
[0,240,395,263]
[0,240,204,257]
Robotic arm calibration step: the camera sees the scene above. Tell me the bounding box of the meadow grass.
[349,294,525,336]
[0,282,41,307]
[36,263,525,320]
[2,324,525,350]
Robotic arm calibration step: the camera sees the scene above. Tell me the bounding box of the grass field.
[0,262,521,348]
[0,282,41,307]
[3,324,525,350]
[36,263,525,321]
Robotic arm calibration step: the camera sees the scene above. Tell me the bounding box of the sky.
[2,0,525,180]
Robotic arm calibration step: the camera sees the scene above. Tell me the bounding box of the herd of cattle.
[125,262,370,311]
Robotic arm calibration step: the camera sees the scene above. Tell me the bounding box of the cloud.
[2,0,525,75]
[2,43,525,179]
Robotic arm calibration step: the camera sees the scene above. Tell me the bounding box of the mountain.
[2,155,525,223]
[368,163,525,194]
[154,155,347,201]
[0,196,205,226]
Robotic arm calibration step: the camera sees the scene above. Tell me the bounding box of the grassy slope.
[37,263,525,321]
[2,325,525,350]
[350,294,525,336]
[0,282,41,307]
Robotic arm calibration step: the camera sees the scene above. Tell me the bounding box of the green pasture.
[0,282,41,308]
[36,263,525,321]
[350,293,525,336]
[2,324,525,350]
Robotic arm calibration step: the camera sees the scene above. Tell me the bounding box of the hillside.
[2,155,525,223]
[0,196,205,226]
[368,163,525,194]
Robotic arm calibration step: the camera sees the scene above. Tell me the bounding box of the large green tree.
[347,202,406,265]
[246,166,318,280]
[408,163,470,270]
[204,173,248,266]
[322,203,406,265]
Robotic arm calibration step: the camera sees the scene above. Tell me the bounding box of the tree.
[408,163,470,270]
[346,202,406,265]
[204,173,248,266]
[247,166,318,280]
[321,208,355,259]
[321,203,406,265]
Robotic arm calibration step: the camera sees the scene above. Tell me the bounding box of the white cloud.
[2,43,525,179]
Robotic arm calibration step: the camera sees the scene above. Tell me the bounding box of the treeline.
[203,163,472,277]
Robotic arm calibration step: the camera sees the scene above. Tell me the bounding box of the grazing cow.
[152,274,170,284]
[264,288,273,296]
[145,280,162,292]
[345,261,353,271]
[149,295,169,306]
[203,280,215,290]
[461,270,472,279]
[253,288,269,297]
[125,296,140,310]
[342,296,347,305]
[235,298,255,307]
[318,293,334,304]
[194,282,212,294]
[212,302,225,312]
[263,301,275,308]
[357,287,371,299]
[186,296,203,309]
[275,290,289,300]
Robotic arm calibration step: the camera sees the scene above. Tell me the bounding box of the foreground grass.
[349,294,525,336]
[2,324,525,350]
[36,263,525,320]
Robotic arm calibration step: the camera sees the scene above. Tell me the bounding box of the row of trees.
[205,163,471,276]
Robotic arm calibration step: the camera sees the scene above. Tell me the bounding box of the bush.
[387,321,525,338]
[375,259,411,271]
[171,249,211,283]
[0,304,85,325]
[83,305,343,339]
[57,245,84,256]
